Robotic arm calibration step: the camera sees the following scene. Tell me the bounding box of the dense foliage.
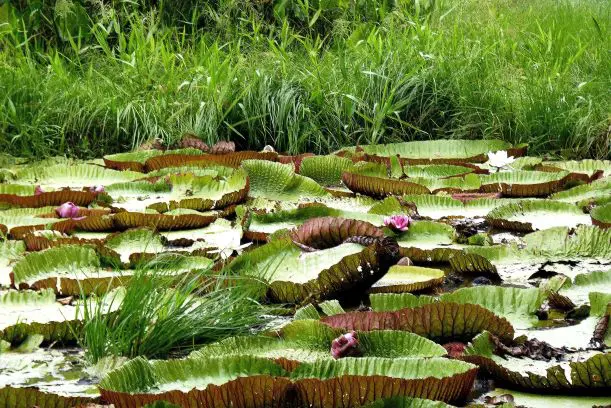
[0,0,609,158]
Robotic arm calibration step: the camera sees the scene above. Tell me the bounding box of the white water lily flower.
[486,150,515,172]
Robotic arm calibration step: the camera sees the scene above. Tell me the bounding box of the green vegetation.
[1,1,610,405]
[77,256,271,363]
[1,0,609,158]
[1,143,610,405]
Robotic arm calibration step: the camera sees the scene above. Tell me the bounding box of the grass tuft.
[76,254,273,363]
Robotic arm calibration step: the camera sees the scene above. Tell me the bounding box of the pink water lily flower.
[331,331,361,359]
[384,214,411,232]
[90,185,105,193]
[34,185,44,195]
[55,202,80,219]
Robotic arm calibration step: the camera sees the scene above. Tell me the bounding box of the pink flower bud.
[90,185,105,193]
[331,331,361,359]
[34,186,44,196]
[55,202,80,219]
[383,214,411,232]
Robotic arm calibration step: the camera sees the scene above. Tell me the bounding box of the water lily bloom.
[55,202,80,218]
[331,331,361,359]
[384,215,411,232]
[34,185,44,195]
[90,185,105,193]
[486,150,515,172]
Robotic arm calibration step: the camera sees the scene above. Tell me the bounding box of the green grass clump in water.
[76,254,272,363]
[0,0,608,158]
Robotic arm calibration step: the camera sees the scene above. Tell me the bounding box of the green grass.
[76,254,273,363]
[0,0,609,158]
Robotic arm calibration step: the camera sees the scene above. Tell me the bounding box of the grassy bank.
[0,0,609,158]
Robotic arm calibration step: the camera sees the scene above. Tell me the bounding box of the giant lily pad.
[463,331,611,393]
[290,357,477,406]
[226,237,395,304]
[11,245,213,295]
[144,151,277,172]
[558,269,611,306]
[245,207,372,241]
[371,286,543,330]
[13,164,143,189]
[408,173,481,194]
[369,265,445,293]
[105,228,167,264]
[342,171,431,198]
[402,195,518,219]
[322,301,514,342]
[591,203,611,228]
[0,207,60,230]
[0,184,37,196]
[395,221,456,249]
[0,289,80,344]
[242,160,329,201]
[98,355,291,407]
[99,354,476,407]
[103,149,203,172]
[483,388,611,408]
[113,209,222,231]
[463,226,611,284]
[145,169,249,213]
[0,190,99,208]
[289,217,384,250]
[549,177,611,203]
[0,387,97,408]
[0,240,25,287]
[11,246,111,295]
[341,139,517,163]
[541,159,611,178]
[486,200,590,231]
[192,319,447,365]
[403,164,476,178]
[480,171,569,197]
[298,155,354,186]
[516,291,610,349]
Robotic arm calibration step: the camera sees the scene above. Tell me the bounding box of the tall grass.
[77,255,272,363]
[0,0,608,158]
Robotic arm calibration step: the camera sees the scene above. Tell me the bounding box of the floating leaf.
[14,163,143,189]
[344,139,515,163]
[322,302,514,342]
[541,159,611,178]
[290,217,384,250]
[0,190,98,208]
[113,210,220,231]
[144,151,277,172]
[463,331,611,393]
[99,355,291,407]
[0,387,98,408]
[550,178,611,203]
[192,319,447,364]
[371,286,542,330]
[0,289,78,344]
[480,171,569,197]
[369,265,445,293]
[486,200,590,232]
[103,149,203,171]
[299,155,354,186]
[227,237,395,304]
[591,203,611,228]
[242,160,329,201]
[290,357,477,406]
[342,171,430,198]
